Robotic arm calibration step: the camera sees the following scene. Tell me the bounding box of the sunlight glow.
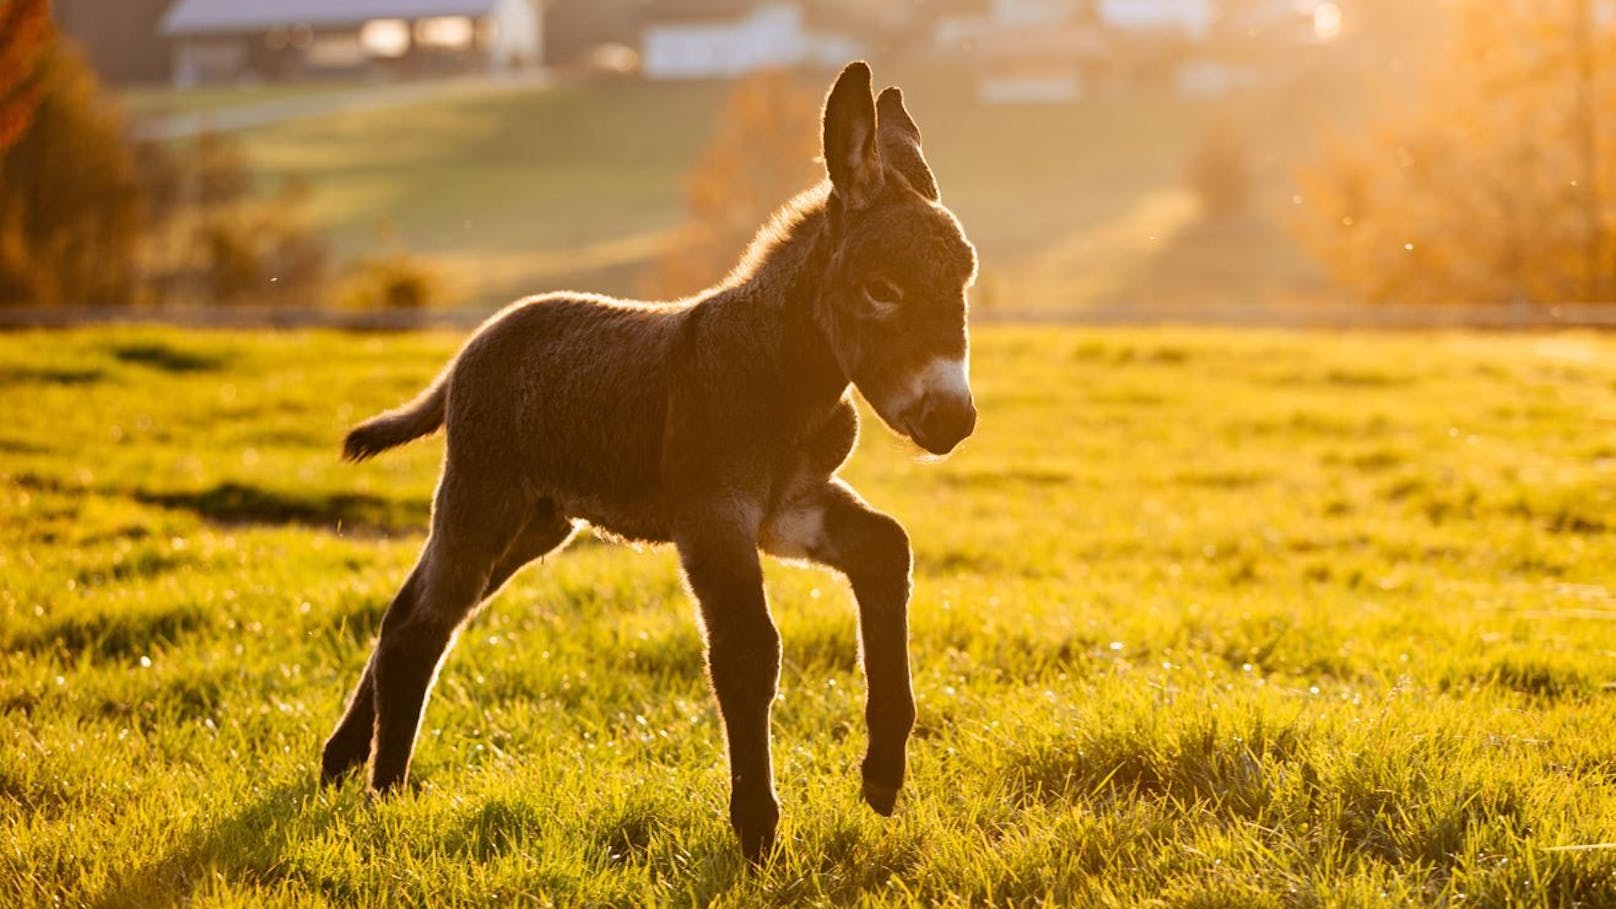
[360,19,410,58]
[414,16,475,49]
[1314,3,1343,41]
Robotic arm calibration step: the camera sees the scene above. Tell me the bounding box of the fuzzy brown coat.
[321,62,978,863]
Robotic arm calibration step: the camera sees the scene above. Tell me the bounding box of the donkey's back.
[350,293,691,540]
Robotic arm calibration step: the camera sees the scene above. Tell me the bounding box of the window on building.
[360,19,411,58]
[415,16,475,49]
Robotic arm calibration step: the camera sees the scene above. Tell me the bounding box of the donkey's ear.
[877,87,939,202]
[822,61,883,208]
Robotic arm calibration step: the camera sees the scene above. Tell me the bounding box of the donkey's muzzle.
[910,391,976,455]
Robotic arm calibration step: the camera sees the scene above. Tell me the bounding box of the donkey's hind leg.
[320,504,571,784]
[364,476,530,792]
[482,503,574,600]
[321,645,380,783]
[320,566,413,784]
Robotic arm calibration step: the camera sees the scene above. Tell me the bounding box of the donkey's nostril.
[912,393,975,455]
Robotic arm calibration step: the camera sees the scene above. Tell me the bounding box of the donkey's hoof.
[861,778,901,816]
[319,744,366,786]
[366,769,419,798]
[731,797,780,866]
[739,825,778,867]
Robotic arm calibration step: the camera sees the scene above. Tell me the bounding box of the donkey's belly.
[553,491,673,545]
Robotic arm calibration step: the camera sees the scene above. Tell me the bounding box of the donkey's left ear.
[877,87,938,202]
[823,62,883,209]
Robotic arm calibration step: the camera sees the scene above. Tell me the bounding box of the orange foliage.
[0,32,141,304]
[1295,0,1616,303]
[647,70,821,298]
[0,0,53,152]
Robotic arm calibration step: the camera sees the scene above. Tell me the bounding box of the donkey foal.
[320,62,978,862]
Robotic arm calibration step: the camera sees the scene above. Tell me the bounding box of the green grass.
[122,79,371,119]
[227,70,1352,308]
[5,326,1616,907]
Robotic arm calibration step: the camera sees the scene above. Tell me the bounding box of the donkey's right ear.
[822,61,883,209]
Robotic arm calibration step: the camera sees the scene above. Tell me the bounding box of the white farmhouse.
[988,0,1080,28]
[161,0,544,86]
[641,2,860,80]
[1098,0,1213,40]
[940,0,1215,56]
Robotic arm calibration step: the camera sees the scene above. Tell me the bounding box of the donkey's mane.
[719,181,833,295]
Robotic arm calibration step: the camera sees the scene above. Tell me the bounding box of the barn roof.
[161,0,508,36]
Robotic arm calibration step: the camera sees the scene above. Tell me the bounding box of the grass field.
[213,70,1349,310]
[122,79,369,119]
[4,326,1616,906]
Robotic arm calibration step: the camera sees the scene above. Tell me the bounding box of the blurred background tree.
[0,0,50,151]
[338,222,442,311]
[137,132,330,307]
[0,1,330,309]
[0,1,142,305]
[647,69,821,298]
[1295,0,1615,304]
[1189,117,1253,220]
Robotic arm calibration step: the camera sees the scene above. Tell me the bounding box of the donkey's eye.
[862,279,903,309]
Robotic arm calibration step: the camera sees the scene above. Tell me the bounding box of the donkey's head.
[815,62,978,456]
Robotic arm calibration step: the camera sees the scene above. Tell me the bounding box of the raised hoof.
[861,778,901,816]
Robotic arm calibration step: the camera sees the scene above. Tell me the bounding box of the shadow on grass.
[0,437,50,456]
[7,602,213,661]
[107,341,224,374]
[86,778,321,908]
[136,481,428,535]
[0,366,104,386]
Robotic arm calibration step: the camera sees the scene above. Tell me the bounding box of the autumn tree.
[138,131,330,306]
[0,0,51,152]
[1294,0,1616,303]
[0,8,142,306]
[0,7,328,308]
[1188,118,1252,219]
[647,70,821,297]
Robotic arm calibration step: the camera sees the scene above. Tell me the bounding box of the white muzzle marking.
[900,355,971,415]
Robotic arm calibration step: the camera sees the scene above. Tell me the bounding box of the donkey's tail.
[342,371,449,463]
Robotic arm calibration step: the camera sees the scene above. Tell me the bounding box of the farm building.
[640,2,861,80]
[1099,0,1213,40]
[943,0,1338,103]
[54,0,174,84]
[954,0,1213,37]
[159,0,544,86]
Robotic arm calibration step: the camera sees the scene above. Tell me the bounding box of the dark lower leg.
[369,609,463,791]
[828,502,916,814]
[680,530,780,864]
[321,652,376,782]
[855,600,915,814]
[708,621,782,863]
[322,568,423,783]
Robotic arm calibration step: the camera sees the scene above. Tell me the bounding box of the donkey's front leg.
[762,480,915,815]
[676,517,781,864]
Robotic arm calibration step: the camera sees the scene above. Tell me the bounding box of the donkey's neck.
[710,184,847,409]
